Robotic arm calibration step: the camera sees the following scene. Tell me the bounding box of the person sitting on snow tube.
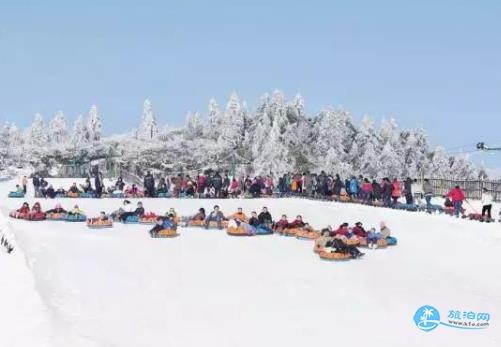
[258,207,273,227]
[13,184,24,194]
[193,208,206,221]
[69,182,81,194]
[119,201,145,222]
[81,178,92,193]
[55,187,66,197]
[46,203,67,215]
[97,211,109,221]
[231,207,248,222]
[367,221,392,248]
[156,178,168,194]
[273,214,289,232]
[325,238,364,259]
[314,229,334,252]
[288,215,315,232]
[332,222,350,237]
[352,222,368,238]
[11,202,30,218]
[29,202,45,220]
[149,214,177,237]
[67,204,85,216]
[249,211,274,234]
[204,205,226,229]
[45,185,57,198]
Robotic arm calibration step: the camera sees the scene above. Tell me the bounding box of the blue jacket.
[349,179,359,194]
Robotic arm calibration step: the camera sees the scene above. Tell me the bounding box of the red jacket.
[275,219,289,229]
[361,182,373,193]
[335,226,349,236]
[17,206,30,213]
[392,181,401,197]
[289,219,306,228]
[447,188,465,202]
[352,226,367,237]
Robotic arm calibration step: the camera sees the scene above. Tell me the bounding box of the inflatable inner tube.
[152,229,179,238]
[319,250,352,261]
[46,213,67,221]
[227,226,252,236]
[87,219,113,229]
[65,214,87,222]
[295,229,320,240]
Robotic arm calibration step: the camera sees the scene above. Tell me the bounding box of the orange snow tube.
[281,228,300,236]
[67,192,79,198]
[295,229,320,240]
[154,229,179,238]
[313,245,325,253]
[377,238,388,248]
[339,195,351,202]
[186,219,204,227]
[227,226,251,236]
[87,219,113,229]
[319,251,352,261]
[345,238,360,246]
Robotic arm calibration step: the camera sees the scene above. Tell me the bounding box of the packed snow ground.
[1,179,500,347]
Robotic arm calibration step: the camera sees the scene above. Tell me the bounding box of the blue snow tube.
[65,214,87,222]
[386,236,398,246]
[123,215,139,224]
[111,192,125,198]
[157,192,172,198]
[8,191,25,198]
[79,192,95,198]
[255,226,273,235]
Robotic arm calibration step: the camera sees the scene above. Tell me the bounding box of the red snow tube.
[139,213,158,224]
[319,251,351,261]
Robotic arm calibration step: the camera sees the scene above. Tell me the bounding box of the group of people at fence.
[8,169,498,222]
[8,200,398,261]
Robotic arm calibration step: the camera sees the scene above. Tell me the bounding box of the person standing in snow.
[446,185,465,218]
[423,179,434,212]
[403,177,413,205]
[391,178,402,206]
[411,178,423,205]
[143,171,155,197]
[349,176,359,199]
[481,188,494,221]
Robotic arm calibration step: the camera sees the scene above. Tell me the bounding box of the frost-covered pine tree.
[86,105,102,142]
[185,111,204,140]
[218,91,244,152]
[430,146,450,178]
[349,116,381,177]
[71,115,88,147]
[449,154,476,179]
[24,113,49,151]
[205,98,222,140]
[49,111,67,146]
[137,99,158,140]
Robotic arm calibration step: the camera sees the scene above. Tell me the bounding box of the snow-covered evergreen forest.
[0,90,477,179]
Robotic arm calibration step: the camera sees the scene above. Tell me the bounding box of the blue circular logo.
[414,305,441,332]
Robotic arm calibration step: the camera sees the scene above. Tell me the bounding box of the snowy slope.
[1,179,500,347]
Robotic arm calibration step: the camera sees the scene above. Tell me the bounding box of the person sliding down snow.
[352,222,368,237]
[69,183,80,194]
[204,205,226,229]
[149,215,177,237]
[67,204,85,216]
[248,211,273,234]
[14,184,23,194]
[16,202,30,214]
[231,207,248,222]
[367,222,391,249]
[332,223,350,236]
[46,203,67,214]
[258,207,273,227]
[273,215,289,231]
[325,238,364,259]
[315,229,334,251]
[187,208,206,222]
[119,201,145,222]
[288,215,314,232]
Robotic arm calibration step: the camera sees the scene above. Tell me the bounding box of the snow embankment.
[0,210,53,347]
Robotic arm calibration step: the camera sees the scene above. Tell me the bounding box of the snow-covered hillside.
[1,179,500,347]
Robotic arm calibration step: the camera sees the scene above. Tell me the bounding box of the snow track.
[1,179,500,346]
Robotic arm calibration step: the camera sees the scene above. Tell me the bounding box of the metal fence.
[420,178,501,202]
